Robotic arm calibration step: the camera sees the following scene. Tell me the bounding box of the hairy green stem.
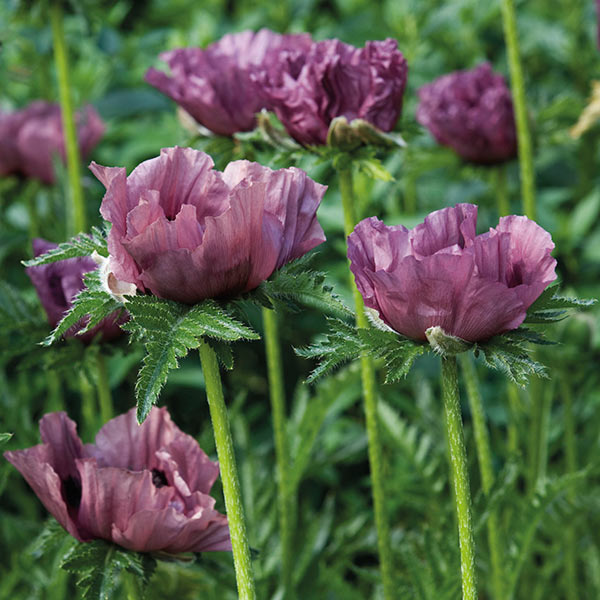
[50,0,86,236]
[493,166,510,217]
[500,0,536,219]
[338,166,395,600]
[507,384,521,455]
[198,339,256,600]
[262,307,295,599]
[79,371,96,440]
[561,378,578,600]
[442,356,477,600]
[459,355,504,600]
[96,353,113,424]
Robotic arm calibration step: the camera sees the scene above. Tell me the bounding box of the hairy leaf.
[123,295,258,422]
[22,227,108,266]
[525,284,596,324]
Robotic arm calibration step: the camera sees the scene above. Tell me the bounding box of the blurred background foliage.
[1,0,599,598]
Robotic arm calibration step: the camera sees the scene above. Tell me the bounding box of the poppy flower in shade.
[347,203,556,342]
[260,38,408,147]
[25,238,124,343]
[416,63,517,165]
[0,101,104,184]
[145,29,313,136]
[4,407,231,553]
[90,146,327,304]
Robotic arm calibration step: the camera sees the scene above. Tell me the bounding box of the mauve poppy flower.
[0,101,104,184]
[90,146,326,304]
[145,29,313,136]
[26,238,124,343]
[4,407,230,553]
[348,204,556,342]
[416,63,517,165]
[260,38,408,146]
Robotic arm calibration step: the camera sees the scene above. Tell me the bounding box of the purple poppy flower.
[89,146,326,304]
[260,38,408,146]
[348,204,556,342]
[0,101,104,184]
[145,29,313,136]
[26,238,124,343]
[416,63,517,165]
[4,407,230,553]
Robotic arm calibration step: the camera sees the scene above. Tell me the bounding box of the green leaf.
[295,318,363,382]
[61,540,156,600]
[22,227,108,266]
[256,253,351,317]
[358,327,426,382]
[525,284,596,324]
[44,270,123,345]
[123,296,258,422]
[29,519,70,558]
[0,433,12,446]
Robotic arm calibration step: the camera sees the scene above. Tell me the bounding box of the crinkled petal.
[495,215,557,307]
[87,407,175,471]
[76,459,175,540]
[39,412,84,481]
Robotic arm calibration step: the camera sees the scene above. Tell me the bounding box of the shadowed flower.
[348,204,556,342]
[416,63,517,165]
[0,101,104,183]
[26,238,124,343]
[4,407,231,553]
[90,146,327,304]
[145,29,312,136]
[261,38,408,146]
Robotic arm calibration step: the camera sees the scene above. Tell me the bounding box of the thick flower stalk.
[145,29,312,136]
[261,38,408,146]
[348,203,556,343]
[4,407,231,553]
[26,238,123,343]
[90,146,326,303]
[0,101,104,184]
[417,63,517,165]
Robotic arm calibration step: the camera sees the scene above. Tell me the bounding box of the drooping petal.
[4,444,86,541]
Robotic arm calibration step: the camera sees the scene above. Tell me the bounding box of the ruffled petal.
[88,407,175,471]
[39,412,84,481]
[76,459,175,540]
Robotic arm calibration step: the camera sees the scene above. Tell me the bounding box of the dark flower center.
[62,475,82,509]
[152,468,168,488]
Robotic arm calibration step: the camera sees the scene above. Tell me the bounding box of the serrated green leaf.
[209,340,235,370]
[0,432,13,445]
[295,318,363,382]
[525,285,596,324]
[22,227,108,267]
[28,519,70,558]
[257,253,351,317]
[124,296,258,422]
[44,270,122,345]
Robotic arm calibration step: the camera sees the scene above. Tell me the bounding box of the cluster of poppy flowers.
[5,28,555,556]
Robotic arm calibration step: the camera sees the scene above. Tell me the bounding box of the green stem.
[507,383,521,455]
[441,356,477,600]
[262,307,294,599]
[50,0,86,236]
[493,166,510,217]
[338,166,395,600]
[46,370,64,412]
[79,371,96,440]
[561,378,578,600]
[123,570,142,600]
[459,354,505,600]
[96,353,113,424]
[500,0,536,219]
[198,339,256,600]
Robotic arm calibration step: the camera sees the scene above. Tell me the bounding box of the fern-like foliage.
[22,226,108,266]
[296,318,426,383]
[524,284,597,324]
[253,253,351,317]
[43,269,123,345]
[60,540,156,600]
[122,295,259,423]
